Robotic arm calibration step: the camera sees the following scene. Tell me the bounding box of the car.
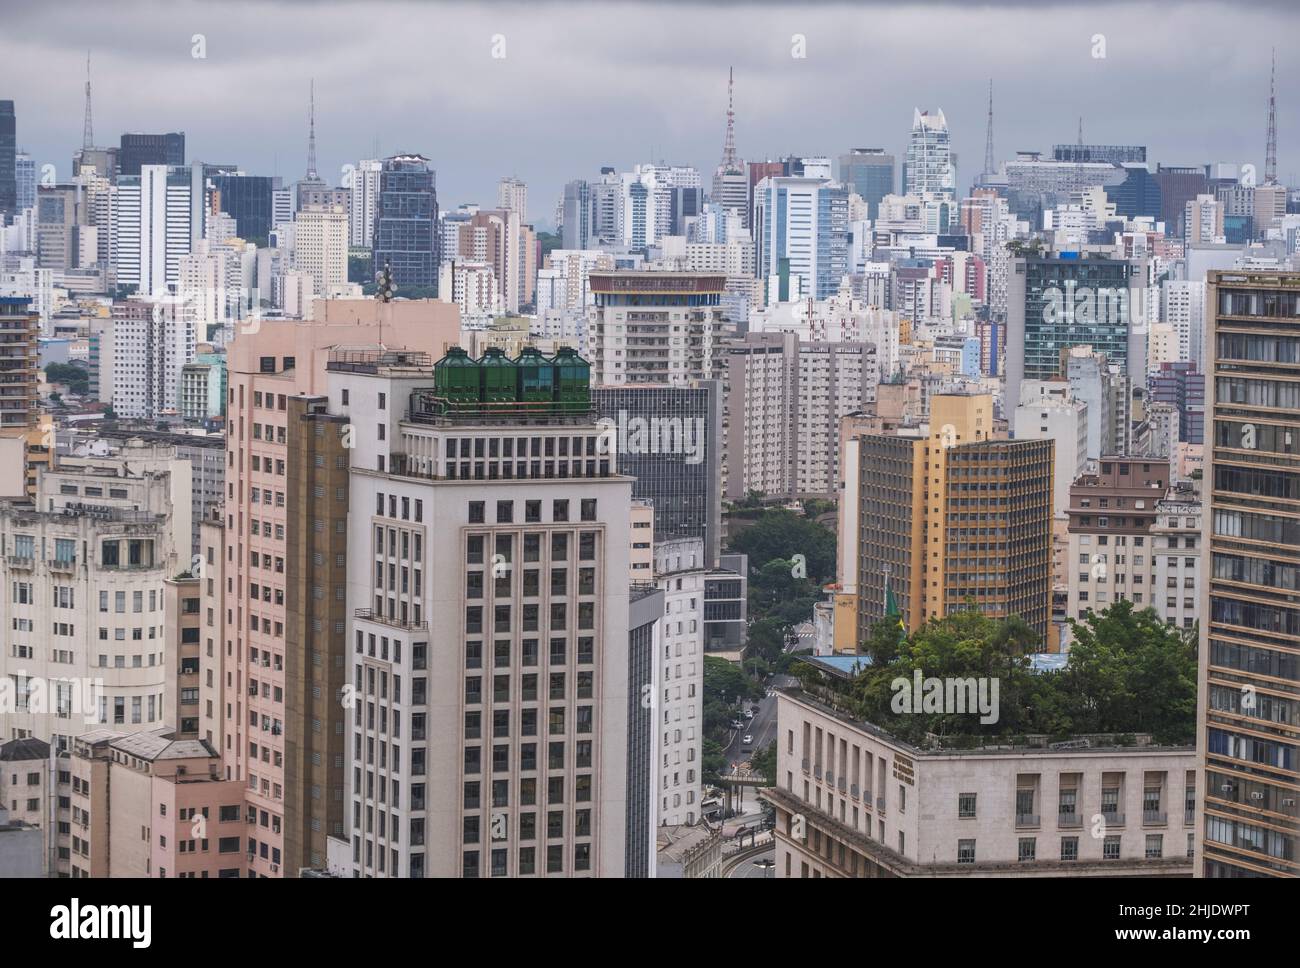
[730,719,744,729]
[744,709,755,719]
[742,734,754,745]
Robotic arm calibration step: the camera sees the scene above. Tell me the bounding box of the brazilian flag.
[885,584,905,633]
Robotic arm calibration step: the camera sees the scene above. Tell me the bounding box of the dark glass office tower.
[372,154,439,292]
[1006,253,1142,401]
[1198,270,1300,879]
[118,131,185,176]
[0,100,15,218]
[838,148,894,220]
[209,173,279,243]
[1107,164,1162,221]
[593,381,722,566]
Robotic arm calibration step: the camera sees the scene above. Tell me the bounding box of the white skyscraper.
[904,109,955,197]
[348,159,383,248]
[113,164,192,295]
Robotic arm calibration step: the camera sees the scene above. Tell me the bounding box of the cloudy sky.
[1,0,1293,228]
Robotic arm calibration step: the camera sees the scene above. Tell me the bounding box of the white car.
[742,734,754,746]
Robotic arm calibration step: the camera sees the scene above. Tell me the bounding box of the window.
[1017,838,1036,862]
[957,793,976,818]
[957,839,975,864]
[1060,837,1078,861]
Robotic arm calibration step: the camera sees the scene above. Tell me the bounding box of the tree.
[728,509,836,585]
[45,362,89,395]
[750,741,777,782]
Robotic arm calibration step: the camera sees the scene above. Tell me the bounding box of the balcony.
[1058,812,1082,828]
[48,557,77,572]
[1184,809,1195,826]
[1101,811,1125,827]
[1143,810,1167,826]
[876,796,885,813]
[1015,813,1040,829]
[353,607,429,632]
[800,757,810,773]
[7,555,33,569]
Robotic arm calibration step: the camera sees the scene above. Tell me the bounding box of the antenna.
[983,79,994,175]
[1265,47,1278,185]
[1077,116,1084,147]
[82,51,93,152]
[720,66,738,172]
[306,79,319,181]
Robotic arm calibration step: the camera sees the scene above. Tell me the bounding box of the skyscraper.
[903,109,954,197]
[373,154,439,292]
[113,164,193,295]
[843,392,1054,645]
[1197,270,1300,878]
[217,301,460,877]
[0,100,15,218]
[118,132,185,177]
[752,176,849,300]
[328,347,639,877]
[210,172,279,244]
[1006,253,1144,406]
[838,149,894,220]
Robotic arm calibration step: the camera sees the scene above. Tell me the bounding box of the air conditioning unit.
[1220,784,1234,793]
[1250,792,1265,800]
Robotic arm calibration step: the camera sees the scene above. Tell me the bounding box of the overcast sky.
[1,0,1293,228]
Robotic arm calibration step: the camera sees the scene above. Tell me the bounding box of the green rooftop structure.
[516,347,555,403]
[418,346,592,421]
[478,347,518,403]
[553,347,591,414]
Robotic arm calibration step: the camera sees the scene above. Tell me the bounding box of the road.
[728,847,776,879]
[722,690,779,780]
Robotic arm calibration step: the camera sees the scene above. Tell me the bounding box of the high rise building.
[903,109,954,197]
[1197,270,1300,878]
[325,347,640,877]
[216,300,460,877]
[347,159,383,248]
[843,392,1054,645]
[294,203,348,298]
[0,297,38,437]
[373,154,439,292]
[587,272,725,386]
[210,173,279,244]
[560,180,591,251]
[752,176,849,300]
[0,101,16,218]
[1154,165,1208,238]
[592,381,723,565]
[118,132,185,177]
[1006,253,1144,407]
[14,152,34,214]
[838,149,895,220]
[0,444,191,751]
[497,176,527,220]
[107,295,197,419]
[1148,362,1205,445]
[113,164,193,295]
[724,331,878,501]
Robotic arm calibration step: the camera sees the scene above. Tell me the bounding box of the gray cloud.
[0,0,1292,228]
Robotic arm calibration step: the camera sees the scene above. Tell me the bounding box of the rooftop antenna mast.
[1265,48,1278,185]
[82,51,93,151]
[720,67,738,171]
[306,79,319,181]
[982,79,995,175]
